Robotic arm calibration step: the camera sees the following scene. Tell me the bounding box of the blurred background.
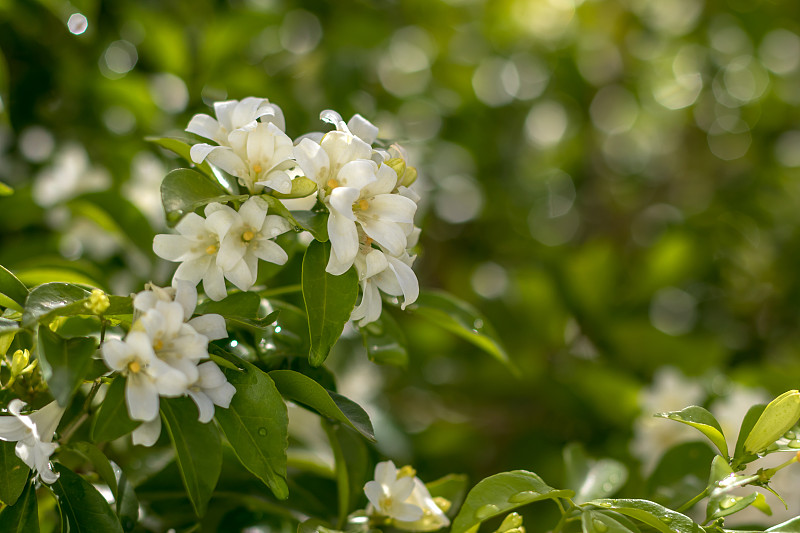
[2,0,800,528]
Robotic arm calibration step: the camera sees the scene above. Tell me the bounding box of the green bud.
[85,288,110,314]
[10,349,29,376]
[495,512,523,533]
[744,390,800,454]
[399,165,418,187]
[385,157,406,178]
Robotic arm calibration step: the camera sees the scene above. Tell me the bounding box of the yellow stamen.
[397,465,416,478]
[253,163,262,174]
[128,360,141,373]
[327,178,339,189]
[358,199,369,211]
[206,245,217,255]
[153,339,164,351]
[242,230,255,242]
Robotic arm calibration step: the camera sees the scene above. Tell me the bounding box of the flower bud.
[744,390,800,454]
[397,465,416,478]
[85,289,110,314]
[10,349,29,376]
[495,512,523,533]
[433,496,451,513]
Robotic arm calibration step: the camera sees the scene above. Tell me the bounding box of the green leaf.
[323,420,370,528]
[646,442,715,508]
[768,517,800,532]
[733,404,766,466]
[51,463,123,533]
[450,470,575,533]
[22,283,132,328]
[358,313,409,367]
[0,181,12,196]
[37,328,98,407]
[301,240,359,367]
[0,265,28,311]
[654,406,729,459]
[145,136,216,179]
[271,176,318,199]
[196,292,279,330]
[160,397,222,516]
[0,441,30,506]
[564,443,628,504]
[408,290,516,373]
[582,510,637,533]
[161,168,247,227]
[215,361,288,500]
[708,492,759,521]
[269,369,375,441]
[68,442,118,495]
[113,467,139,532]
[91,376,140,443]
[0,479,38,533]
[586,499,702,533]
[261,195,329,242]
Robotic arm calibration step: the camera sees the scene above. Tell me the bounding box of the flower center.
[327,178,339,189]
[253,163,263,174]
[242,230,255,242]
[128,360,142,373]
[153,339,164,351]
[379,495,394,512]
[357,199,370,211]
[205,244,218,255]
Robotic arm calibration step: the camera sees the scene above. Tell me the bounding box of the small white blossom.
[186,97,285,145]
[187,362,237,423]
[0,400,65,484]
[402,477,451,532]
[351,240,419,326]
[365,461,424,522]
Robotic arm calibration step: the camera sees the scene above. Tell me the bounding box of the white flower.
[186,97,285,145]
[0,400,65,484]
[351,242,419,326]
[133,281,227,343]
[365,461,424,522]
[132,417,162,448]
[402,477,451,532]
[153,207,229,301]
[101,331,189,422]
[186,362,236,423]
[208,197,291,292]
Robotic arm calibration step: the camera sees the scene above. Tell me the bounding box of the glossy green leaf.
[0,265,28,311]
[161,168,247,227]
[582,510,637,533]
[145,136,215,179]
[0,479,38,533]
[586,499,702,533]
[0,318,20,337]
[708,492,759,521]
[196,291,278,330]
[91,376,140,443]
[160,397,222,516]
[564,443,628,504]
[271,176,318,199]
[302,240,359,366]
[215,361,288,500]
[768,517,800,532]
[408,290,515,372]
[358,312,408,367]
[21,283,132,328]
[450,470,575,533]
[654,406,728,459]
[261,195,329,242]
[743,390,800,456]
[37,327,98,407]
[51,463,123,533]
[733,404,766,467]
[269,369,375,441]
[0,440,30,506]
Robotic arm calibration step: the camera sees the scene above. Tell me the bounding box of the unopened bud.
[396,465,416,479]
[85,289,110,315]
[433,496,451,513]
[399,165,418,187]
[495,512,523,533]
[10,349,29,376]
[744,390,800,454]
[385,158,407,178]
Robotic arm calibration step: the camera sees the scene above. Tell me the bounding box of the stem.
[676,487,709,513]
[552,498,576,533]
[59,379,103,444]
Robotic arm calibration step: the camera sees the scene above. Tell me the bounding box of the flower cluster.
[156,98,422,325]
[364,460,450,531]
[101,281,234,446]
[0,400,64,483]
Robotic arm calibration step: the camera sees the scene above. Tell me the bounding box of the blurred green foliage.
[3,0,800,528]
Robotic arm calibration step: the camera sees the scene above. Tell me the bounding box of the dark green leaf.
[0,265,28,310]
[564,443,628,504]
[161,168,247,227]
[582,510,637,533]
[196,292,279,330]
[146,136,216,179]
[22,283,132,328]
[0,479,38,533]
[215,361,288,500]
[91,376,140,443]
[161,397,222,516]
[358,313,408,367]
[51,463,123,533]
[114,467,139,532]
[269,369,375,441]
[302,240,358,366]
[586,499,703,533]
[37,328,97,407]
[0,441,30,506]
[323,420,370,527]
[408,290,516,372]
[655,406,728,459]
[450,470,575,533]
[67,442,118,495]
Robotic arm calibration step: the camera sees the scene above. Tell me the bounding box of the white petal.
[359,219,407,257]
[238,197,268,230]
[252,239,288,265]
[337,160,378,190]
[206,382,236,408]
[132,417,161,447]
[365,194,417,223]
[347,114,379,144]
[28,402,65,443]
[386,255,419,308]
[173,279,198,318]
[153,234,195,262]
[256,171,292,194]
[326,211,358,275]
[293,138,329,186]
[188,314,227,341]
[189,143,218,164]
[187,390,215,423]
[205,207,236,239]
[364,480,386,510]
[393,476,416,501]
[224,259,257,292]
[175,256,213,285]
[213,100,239,132]
[392,502,425,522]
[374,460,397,486]
[329,187,360,222]
[217,236,248,273]
[364,249,389,279]
[0,417,29,442]
[321,131,372,171]
[202,263,228,301]
[351,281,382,326]
[126,374,160,421]
[246,123,277,167]
[102,339,132,372]
[260,214,292,238]
[206,147,249,178]
[362,164,398,197]
[186,114,222,142]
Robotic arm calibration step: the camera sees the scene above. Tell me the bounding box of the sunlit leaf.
[0,265,28,311]
[654,406,728,459]
[585,499,702,533]
[146,136,216,179]
[22,283,132,328]
[161,168,247,227]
